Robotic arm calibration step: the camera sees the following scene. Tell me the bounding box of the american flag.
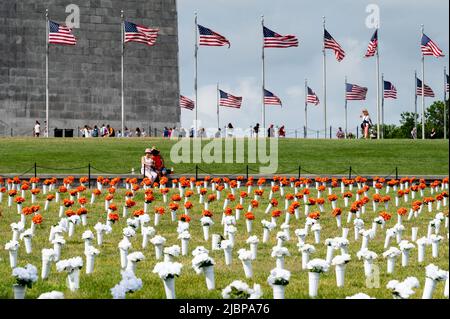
[198,25,230,47]
[263,26,299,48]
[124,21,159,46]
[48,21,76,45]
[324,29,345,62]
[307,87,320,105]
[219,90,242,108]
[346,83,368,101]
[383,80,397,99]
[421,34,445,57]
[364,29,378,58]
[416,78,435,97]
[264,89,282,106]
[180,95,195,110]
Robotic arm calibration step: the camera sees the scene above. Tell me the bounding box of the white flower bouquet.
[153,262,183,299]
[191,251,215,290]
[84,246,100,274]
[387,277,420,299]
[222,280,262,299]
[12,264,38,299]
[41,248,56,279]
[346,293,375,299]
[126,251,145,273]
[122,226,136,238]
[238,249,254,278]
[111,270,143,299]
[5,240,20,268]
[37,291,65,299]
[56,257,83,291]
[150,235,166,260]
[164,245,181,262]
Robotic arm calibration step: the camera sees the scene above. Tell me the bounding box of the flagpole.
[376,28,381,139]
[216,83,220,130]
[344,76,348,138]
[194,12,198,138]
[45,9,49,138]
[322,16,327,139]
[304,79,308,138]
[381,73,385,139]
[121,10,125,137]
[421,24,425,140]
[261,15,266,137]
[414,70,418,134]
[444,66,447,140]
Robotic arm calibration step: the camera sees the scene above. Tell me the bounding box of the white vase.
[387,257,396,274]
[242,260,253,278]
[263,229,270,243]
[313,230,320,244]
[335,264,346,287]
[211,235,221,251]
[120,249,128,269]
[422,278,437,299]
[86,255,95,274]
[250,243,257,260]
[155,244,163,260]
[68,223,75,237]
[53,243,61,261]
[67,269,80,291]
[41,259,51,279]
[325,246,334,265]
[203,266,215,290]
[276,257,285,269]
[97,232,104,246]
[24,237,32,254]
[59,205,64,218]
[336,215,342,228]
[13,284,26,299]
[411,227,418,242]
[181,238,189,256]
[163,277,176,299]
[81,214,87,226]
[302,252,310,270]
[272,284,285,299]
[9,250,18,268]
[224,248,233,265]
[431,242,439,258]
[401,250,410,267]
[202,225,210,241]
[361,236,369,250]
[246,220,253,233]
[154,214,161,226]
[342,228,349,239]
[418,244,425,263]
[308,272,320,298]
[363,259,373,277]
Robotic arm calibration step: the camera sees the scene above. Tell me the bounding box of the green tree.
[425,100,450,138]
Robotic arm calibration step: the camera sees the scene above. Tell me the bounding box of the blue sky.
[177,0,449,137]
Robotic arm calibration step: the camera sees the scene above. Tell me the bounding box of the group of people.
[141,147,167,183]
[80,125,148,138]
[252,123,286,138]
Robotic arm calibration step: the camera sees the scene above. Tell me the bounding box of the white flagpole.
[381,73,385,139]
[376,28,381,139]
[121,10,125,137]
[45,9,49,138]
[304,79,308,138]
[344,76,348,138]
[414,70,418,134]
[194,12,198,137]
[444,66,447,140]
[421,24,426,140]
[217,83,220,130]
[261,15,266,137]
[323,16,327,139]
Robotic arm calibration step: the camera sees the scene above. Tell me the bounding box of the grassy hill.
[0,138,448,176]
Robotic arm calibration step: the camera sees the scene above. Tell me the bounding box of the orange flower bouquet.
[79,176,89,186]
[31,213,43,234]
[254,189,264,201]
[332,208,343,228]
[245,212,255,233]
[396,207,407,225]
[271,210,282,224]
[423,197,435,212]
[248,199,259,212]
[269,185,280,200]
[171,194,182,202]
[342,192,353,207]
[316,197,325,212]
[160,188,170,203]
[235,204,244,218]
[154,207,165,226]
[381,195,391,210]
[265,198,279,214]
[7,189,17,207]
[289,201,301,219]
[328,194,338,209]
[90,189,101,204]
[239,191,248,205]
[44,194,55,211]
[179,214,191,223]
[0,187,6,204]
[169,202,180,221]
[222,193,236,211]
[29,188,40,204]
[107,212,119,226]
[78,197,87,208]
[77,207,88,226]
[184,201,193,214]
[69,189,78,201]
[133,209,144,217]
[123,199,136,218]
[304,197,316,216]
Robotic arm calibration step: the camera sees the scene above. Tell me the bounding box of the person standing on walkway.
[34,121,41,137]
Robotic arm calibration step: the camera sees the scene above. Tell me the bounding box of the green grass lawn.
[0,138,448,176]
[0,182,448,299]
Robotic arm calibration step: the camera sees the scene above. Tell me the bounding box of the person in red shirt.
[150,148,167,176]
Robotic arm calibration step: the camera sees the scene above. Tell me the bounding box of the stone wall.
[0,0,180,136]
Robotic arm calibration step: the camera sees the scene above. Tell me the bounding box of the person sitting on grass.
[150,147,168,177]
[141,148,158,183]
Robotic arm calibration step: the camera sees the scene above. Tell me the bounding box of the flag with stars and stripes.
[383,80,397,99]
[263,26,299,48]
[180,95,195,110]
[198,25,230,47]
[416,78,435,97]
[346,83,368,101]
[48,21,77,45]
[219,90,242,108]
[124,21,159,46]
[421,34,445,57]
[307,87,320,105]
[264,89,282,106]
[364,29,378,58]
[324,29,345,61]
